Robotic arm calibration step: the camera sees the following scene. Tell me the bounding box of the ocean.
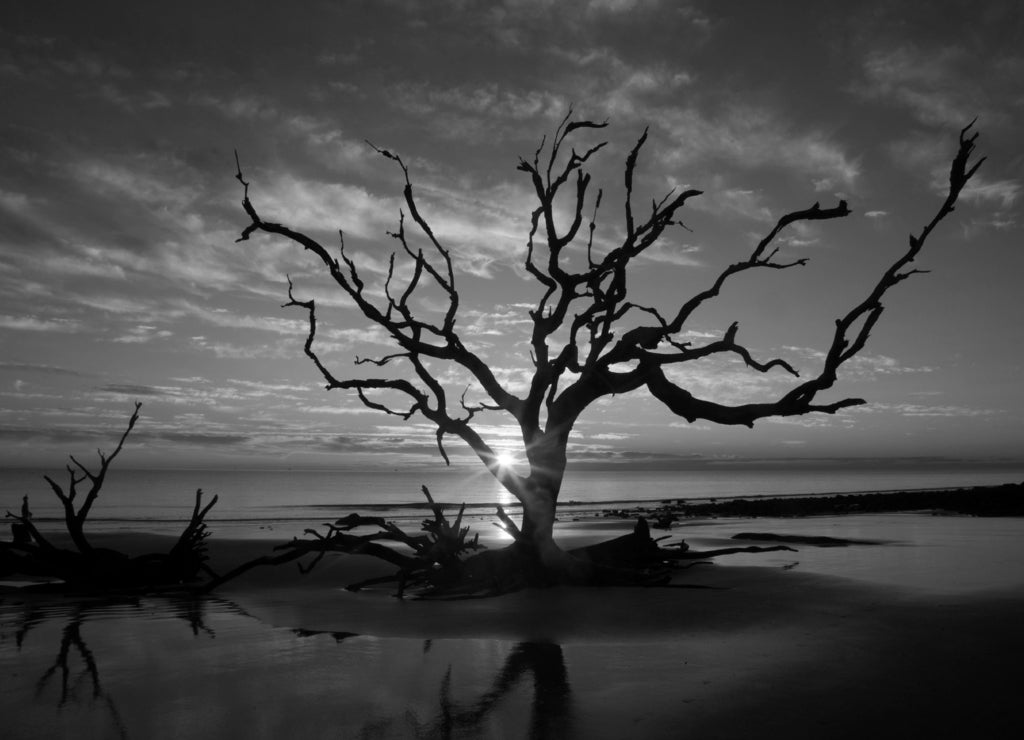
[2,462,1022,538]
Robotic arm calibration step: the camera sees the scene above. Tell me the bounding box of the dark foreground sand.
[3,514,1024,738]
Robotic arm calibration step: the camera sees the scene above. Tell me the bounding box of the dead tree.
[2,404,220,589]
[236,116,983,585]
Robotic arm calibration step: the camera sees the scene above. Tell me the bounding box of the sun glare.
[495,451,516,468]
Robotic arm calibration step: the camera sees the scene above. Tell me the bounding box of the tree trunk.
[512,438,593,583]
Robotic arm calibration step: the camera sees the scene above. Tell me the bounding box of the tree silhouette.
[236,116,983,584]
[2,404,221,589]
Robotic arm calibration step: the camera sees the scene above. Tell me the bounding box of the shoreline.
[12,480,1024,532]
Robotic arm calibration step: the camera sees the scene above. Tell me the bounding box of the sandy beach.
[3,511,1024,739]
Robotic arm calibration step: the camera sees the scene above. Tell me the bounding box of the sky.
[1,0,1022,471]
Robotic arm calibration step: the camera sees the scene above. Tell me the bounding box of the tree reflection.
[5,593,225,739]
[410,641,573,739]
[35,612,128,738]
[5,595,576,739]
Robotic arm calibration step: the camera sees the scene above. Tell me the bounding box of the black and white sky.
[1,0,1022,469]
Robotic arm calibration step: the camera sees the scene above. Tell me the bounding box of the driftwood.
[204,485,484,596]
[1,404,220,590]
[211,507,804,599]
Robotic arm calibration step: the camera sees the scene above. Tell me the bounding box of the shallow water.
[0,591,804,739]
[4,588,883,740]
[0,594,536,739]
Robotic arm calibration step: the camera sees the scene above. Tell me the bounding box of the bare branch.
[642,123,983,428]
[666,200,850,336]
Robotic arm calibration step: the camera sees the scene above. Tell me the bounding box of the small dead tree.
[2,404,220,589]
[236,116,983,586]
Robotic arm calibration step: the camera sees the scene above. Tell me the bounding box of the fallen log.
[732,532,887,547]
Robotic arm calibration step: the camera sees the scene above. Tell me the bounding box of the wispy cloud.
[638,242,702,267]
[111,325,174,343]
[0,315,80,332]
[859,46,980,127]
[665,108,860,186]
[189,336,292,360]
[859,402,999,418]
[71,159,200,210]
[958,176,1020,208]
[0,361,88,377]
[175,299,308,336]
[253,173,397,241]
[784,347,935,378]
[191,92,278,120]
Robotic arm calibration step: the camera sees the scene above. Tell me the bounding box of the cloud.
[191,93,278,120]
[227,379,313,393]
[662,356,793,406]
[638,242,702,267]
[97,83,172,113]
[398,82,566,122]
[254,174,397,241]
[0,361,88,377]
[71,159,199,210]
[859,46,978,127]
[175,299,308,336]
[189,336,292,360]
[295,405,380,415]
[958,176,1020,208]
[387,82,569,143]
[98,383,165,397]
[354,176,541,278]
[655,106,860,187]
[0,189,32,215]
[0,315,80,332]
[784,347,934,378]
[585,0,664,13]
[149,430,253,447]
[73,295,155,314]
[533,46,856,185]
[860,402,999,418]
[691,184,773,222]
[44,255,127,280]
[281,115,378,174]
[111,325,174,343]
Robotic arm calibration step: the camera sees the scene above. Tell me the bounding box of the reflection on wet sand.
[1,593,576,739]
[32,608,129,739]
[5,594,226,740]
[394,641,572,739]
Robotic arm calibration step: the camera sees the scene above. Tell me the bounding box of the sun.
[494,451,516,468]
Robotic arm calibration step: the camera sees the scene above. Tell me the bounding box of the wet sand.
[3,513,1024,738]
